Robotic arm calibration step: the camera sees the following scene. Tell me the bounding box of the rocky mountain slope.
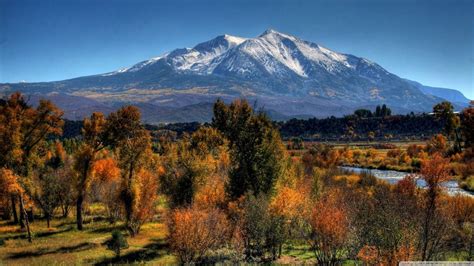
[1,29,468,123]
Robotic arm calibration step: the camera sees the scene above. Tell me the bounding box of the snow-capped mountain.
[0,29,467,123]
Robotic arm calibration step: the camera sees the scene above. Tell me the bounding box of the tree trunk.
[27,208,34,222]
[421,191,436,261]
[19,198,25,229]
[124,162,135,235]
[46,214,50,228]
[19,194,32,242]
[11,195,18,223]
[76,194,84,230]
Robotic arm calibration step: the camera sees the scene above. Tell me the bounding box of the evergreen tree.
[375,105,381,117]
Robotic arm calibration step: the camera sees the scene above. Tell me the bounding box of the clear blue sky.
[0,0,472,98]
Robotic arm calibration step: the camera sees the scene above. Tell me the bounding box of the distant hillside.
[405,79,470,108]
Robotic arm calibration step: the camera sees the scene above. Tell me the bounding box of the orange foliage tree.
[126,169,158,235]
[92,157,122,223]
[419,154,452,260]
[74,112,106,230]
[308,189,350,265]
[0,92,63,240]
[105,106,156,236]
[0,168,23,200]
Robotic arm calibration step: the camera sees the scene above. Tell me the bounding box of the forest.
[0,92,473,265]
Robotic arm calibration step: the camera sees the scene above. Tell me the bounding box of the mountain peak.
[259,28,293,39]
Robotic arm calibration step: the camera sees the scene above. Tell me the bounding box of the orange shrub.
[167,206,230,263]
[357,245,378,265]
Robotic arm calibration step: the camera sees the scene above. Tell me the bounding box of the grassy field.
[0,216,328,265]
[0,218,175,265]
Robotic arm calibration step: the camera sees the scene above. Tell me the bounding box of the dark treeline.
[61,113,444,141]
[277,113,444,141]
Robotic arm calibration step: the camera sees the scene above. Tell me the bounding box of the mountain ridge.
[0,29,468,123]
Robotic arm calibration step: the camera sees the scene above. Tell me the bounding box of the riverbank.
[340,166,474,197]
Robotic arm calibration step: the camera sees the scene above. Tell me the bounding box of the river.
[340,166,474,197]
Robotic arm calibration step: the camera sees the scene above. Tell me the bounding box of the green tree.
[160,127,226,208]
[30,142,66,228]
[381,104,391,117]
[433,101,461,152]
[212,99,285,199]
[461,101,474,149]
[238,193,286,261]
[354,109,373,118]
[375,105,382,117]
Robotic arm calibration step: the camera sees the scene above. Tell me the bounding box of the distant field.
[285,140,424,155]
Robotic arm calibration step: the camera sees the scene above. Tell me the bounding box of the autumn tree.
[308,190,350,265]
[446,195,474,259]
[354,182,418,265]
[127,169,158,235]
[160,127,228,208]
[91,157,122,223]
[269,186,311,255]
[30,142,66,228]
[189,126,226,157]
[426,134,448,155]
[73,112,106,230]
[0,168,23,221]
[0,92,63,239]
[419,154,453,260]
[433,101,461,152]
[212,99,285,199]
[105,106,156,236]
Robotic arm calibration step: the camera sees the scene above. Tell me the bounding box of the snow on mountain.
[1,29,462,122]
[108,29,363,78]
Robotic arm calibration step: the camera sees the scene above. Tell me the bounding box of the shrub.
[308,190,350,265]
[107,230,129,258]
[426,134,448,155]
[387,148,402,158]
[407,144,424,158]
[167,206,230,263]
[236,193,287,261]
